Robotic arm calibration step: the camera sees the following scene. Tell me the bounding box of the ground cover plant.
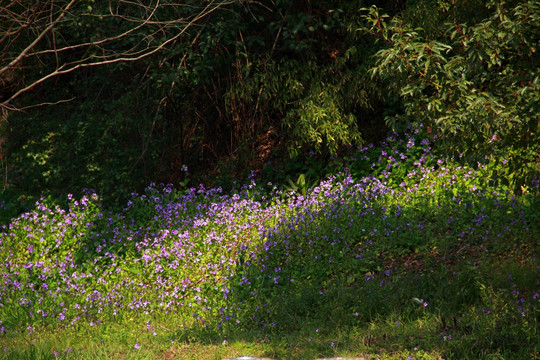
[0,126,538,359]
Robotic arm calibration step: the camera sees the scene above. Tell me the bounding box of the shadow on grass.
[2,182,538,359]
[215,192,540,359]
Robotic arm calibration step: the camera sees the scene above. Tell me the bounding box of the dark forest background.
[1,0,538,214]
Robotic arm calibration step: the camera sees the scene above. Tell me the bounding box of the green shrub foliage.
[361,0,539,190]
[1,0,537,207]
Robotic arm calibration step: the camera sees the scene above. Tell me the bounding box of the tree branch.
[0,0,78,78]
[0,0,240,115]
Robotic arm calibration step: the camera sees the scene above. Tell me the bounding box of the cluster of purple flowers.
[0,127,537,343]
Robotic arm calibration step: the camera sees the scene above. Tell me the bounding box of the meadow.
[0,126,538,359]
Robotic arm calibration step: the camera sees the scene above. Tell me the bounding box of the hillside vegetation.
[1,126,538,359]
[0,0,539,359]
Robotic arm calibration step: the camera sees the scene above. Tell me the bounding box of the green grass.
[1,241,538,359]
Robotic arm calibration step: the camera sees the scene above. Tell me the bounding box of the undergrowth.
[0,127,538,359]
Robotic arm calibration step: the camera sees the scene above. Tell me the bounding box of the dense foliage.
[363,0,539,192]
[4,0,536,209]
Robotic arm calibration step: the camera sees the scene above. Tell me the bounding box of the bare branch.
[0,0,241,115]
[15,97,77,111]
[27,1,163,58]
[0,0,78,77]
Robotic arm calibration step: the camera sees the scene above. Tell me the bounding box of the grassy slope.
[0,129,538,360]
